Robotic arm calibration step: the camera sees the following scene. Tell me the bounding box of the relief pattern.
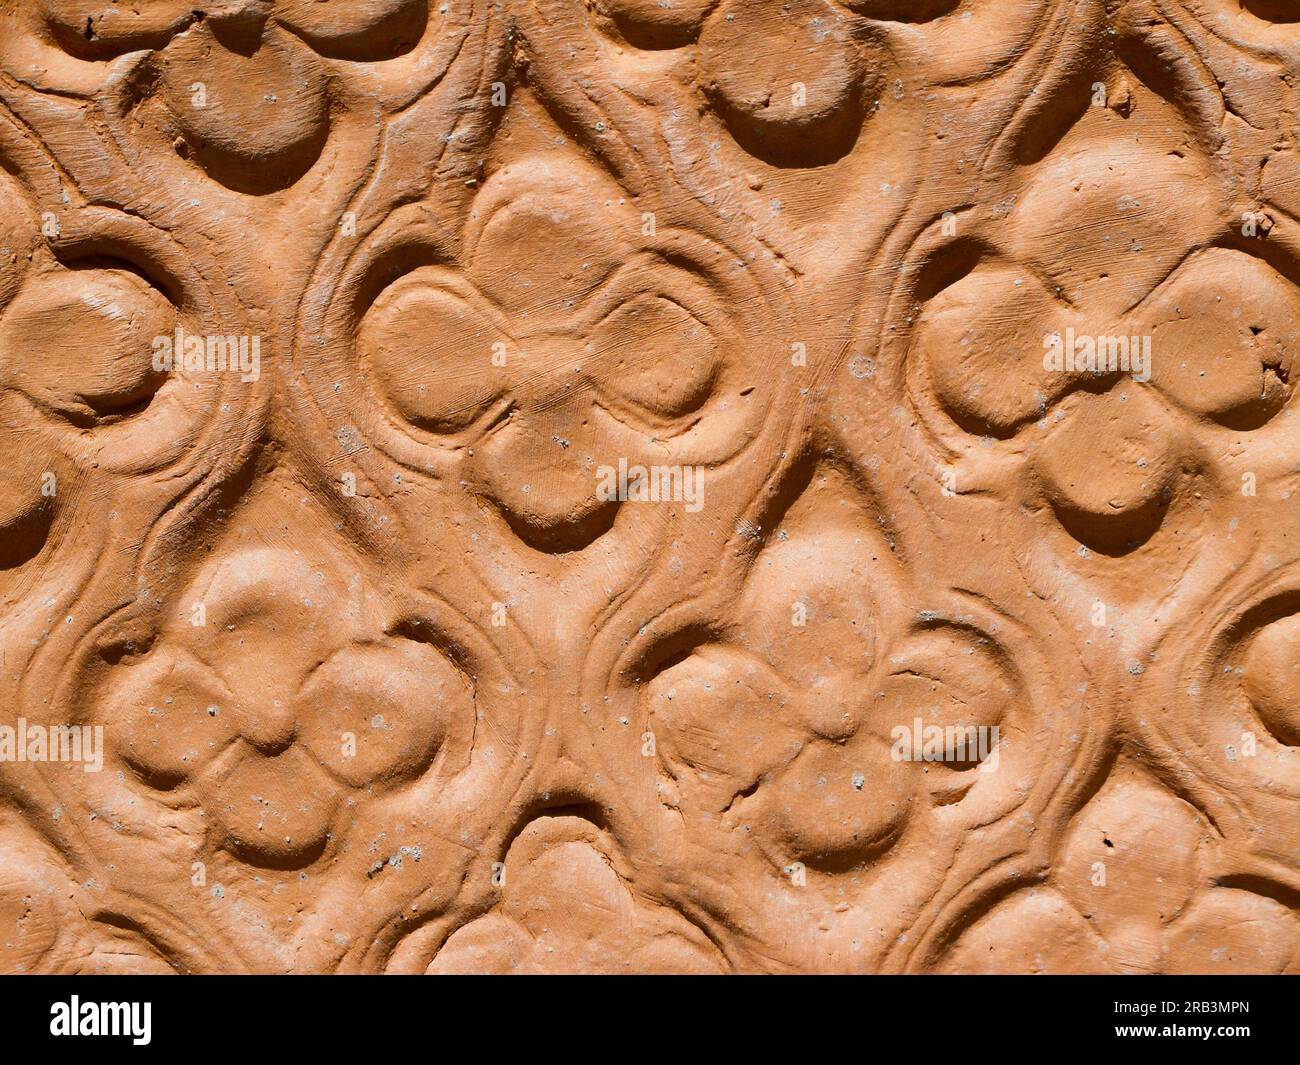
[0,0,1296,973]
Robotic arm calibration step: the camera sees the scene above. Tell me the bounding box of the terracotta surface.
[0,0,1297,975]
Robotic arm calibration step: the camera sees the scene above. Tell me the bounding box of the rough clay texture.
[0,0,1297,975]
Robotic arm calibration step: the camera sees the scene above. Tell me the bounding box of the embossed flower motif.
[941,774,1300,974]
[356,155,763,550]
[912,140,1297,554]
[96,545,471,868]
[427,816,726,974]
[26,0,430,191]
[0,187,225,570]
[582,0,1046,164]
[1185,605,1300,800]
[637,465,1026,873]
[1237,612,1300,749]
